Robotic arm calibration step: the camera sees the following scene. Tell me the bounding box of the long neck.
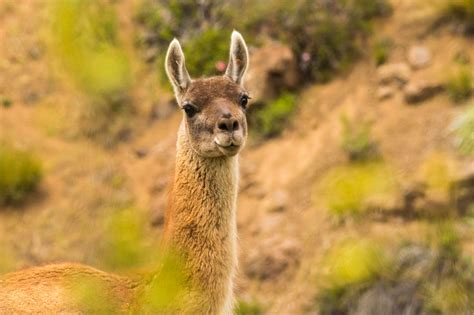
[164,123,238,314]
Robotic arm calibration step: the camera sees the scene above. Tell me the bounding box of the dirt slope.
[0,0,473,314]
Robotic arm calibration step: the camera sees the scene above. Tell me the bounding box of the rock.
[377,86,395,100]
[407,46,431,69]
[403,80,444,103]
[134,147,149,159]
[263,190,289,212]
[350,282,422,315]
[245,41,300,103]
[244,237,301,280]
[377,63,411,86]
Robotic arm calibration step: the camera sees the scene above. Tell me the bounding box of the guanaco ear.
[165,39,192,97]
[225,31,249,85]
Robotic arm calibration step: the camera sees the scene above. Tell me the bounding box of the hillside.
[0,0,473,314]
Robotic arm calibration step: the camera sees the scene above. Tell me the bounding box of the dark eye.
[240,95,250,109]
[182,103,198,118]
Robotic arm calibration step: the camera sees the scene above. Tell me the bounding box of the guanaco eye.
[182,103,198,118]
[240,94,250,109]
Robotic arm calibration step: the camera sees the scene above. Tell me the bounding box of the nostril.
[218,122,228,131]
[232,120,239,131]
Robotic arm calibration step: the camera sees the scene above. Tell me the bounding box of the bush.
[340,115,377,161]
[418,153,455,195]
[184,29,230,76]
[316,161,397,218]
[135,0,234,77]
[102,208,148,270]
[235,299,263,315]
[373,37,393,66]
[49,0,132,146]
[249,93,297,139]
[50,0,131,97]
[447,65,473,103]
[317,238,474,315]
[0,145,42,205]
[452,102,474,155]
[438,0,474,34]
[317,239,388,314]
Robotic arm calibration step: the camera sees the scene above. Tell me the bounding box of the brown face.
[179,77,249,157]
[165,31,250,158]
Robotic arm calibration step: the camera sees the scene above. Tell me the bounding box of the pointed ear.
[165,39,192,97]
[225,31,249,85]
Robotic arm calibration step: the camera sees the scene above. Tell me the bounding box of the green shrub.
[102,208,148,270]
[235,299,263,315]
[184,29,229,76]
[452,102,474,155]
[321,239,387,290]
[373,37,393,66]
[250,93,297,139]
[0,145,42,205]
[340,115,377,161]
[49,0,132,146]
[316,161,397,218]
[0,95,12,108]
[418,153,455,196]
[50,0,131,97]
[447,65,473,103]
[135,0,234,77]
[438,0,474,34]
[317,239,388,314]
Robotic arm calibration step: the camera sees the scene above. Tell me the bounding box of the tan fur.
[0,31,249,315]
[0,263,141,314]
[163,123,239,314]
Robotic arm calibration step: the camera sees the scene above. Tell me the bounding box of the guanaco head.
[165,31,250,158]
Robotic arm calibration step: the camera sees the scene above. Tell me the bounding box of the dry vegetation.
[0,0,473,314]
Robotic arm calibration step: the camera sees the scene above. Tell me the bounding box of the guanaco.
[0,31,250,315]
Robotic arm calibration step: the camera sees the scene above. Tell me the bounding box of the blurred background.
[0,0,473,314]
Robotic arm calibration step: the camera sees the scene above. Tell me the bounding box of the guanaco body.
[0,31,250,315]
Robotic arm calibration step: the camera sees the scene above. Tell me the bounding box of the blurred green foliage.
[235,299,263,315]
[317,239,388,313]
[316,161,397,218]
[135,0,234,78]
[447,65,473,103]
[94,208,188,312]
[373,37,393,66]
[49,0,132,147]
[0,95,12,108]
[321,239,387,290]
[184,29,229,77]
[452,102,474,155]
[438,0,474,34]
[139,251,188,313]
[68,275,120,314]
[249,93,297,139]
[340,115,377,161]
[424,222,474,314]
[102,208,148,270]
[0,145,42,205]
[318,226,474,314]
[50,0,131,96]
[419,153,455,196]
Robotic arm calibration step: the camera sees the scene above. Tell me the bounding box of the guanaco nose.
[217,115,239,132]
